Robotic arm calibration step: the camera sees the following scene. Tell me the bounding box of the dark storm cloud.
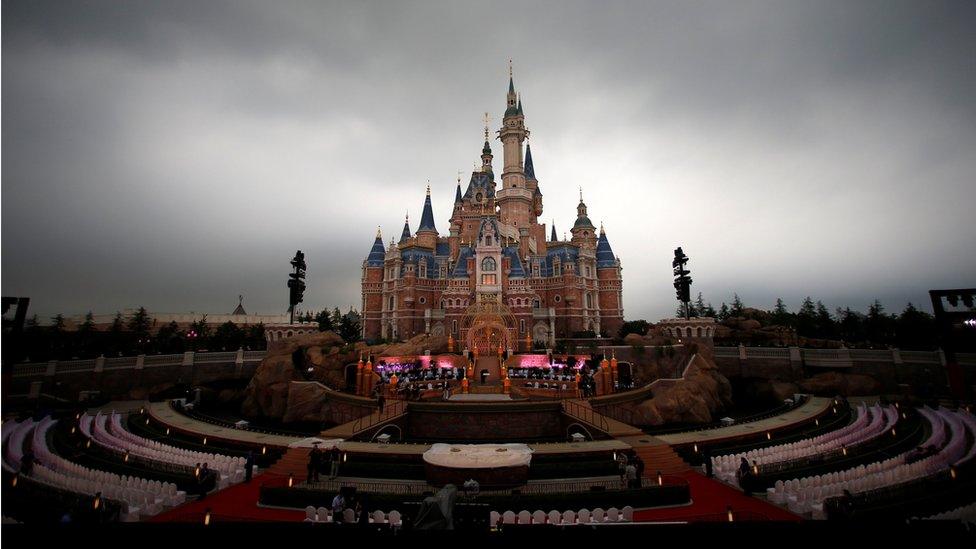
[3,0,975,322]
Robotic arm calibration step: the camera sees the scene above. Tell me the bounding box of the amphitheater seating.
[84,412,249,487]
[712,403,899,485]
[921,502,976,524]
[764,407,976,518]
[15,417,188,521]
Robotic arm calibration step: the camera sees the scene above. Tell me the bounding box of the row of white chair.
[490,506,634,525]
[303,506,402,525]
[26,417,185,520]
[921,502,976,524]
[768,407,976,517]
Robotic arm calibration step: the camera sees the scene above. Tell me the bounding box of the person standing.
[625,462,638,489]
[332,491,345,523]
[308,445,321,483]
[634,454,645,488]
[244,451,254,483]
[329,445,341,479]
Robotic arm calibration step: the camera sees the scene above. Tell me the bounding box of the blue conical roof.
[550,222,557,242]
[366,231,385,267]
[399,216,411,243]
[596,230,616,267]
[524,143,536,180]
[418,190,437,232]
[454,183,462,204]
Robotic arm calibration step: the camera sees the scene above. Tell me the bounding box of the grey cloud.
[3,0,975,321]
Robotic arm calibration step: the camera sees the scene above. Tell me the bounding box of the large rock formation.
[240,332,448,420]
[618,353,734,427]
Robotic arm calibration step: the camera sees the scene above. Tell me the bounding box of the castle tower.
[571,189,598,251]
[595,223,624,337]
[361,227,387,341]
[496,65,532,229]
[399,212,411,243]
[415,184,438,249]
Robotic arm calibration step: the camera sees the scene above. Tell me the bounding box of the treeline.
[7,307,268,363]
[619,293,938,350]
[292,307,362,343]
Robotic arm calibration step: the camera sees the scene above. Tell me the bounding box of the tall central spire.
[418,184,437,232]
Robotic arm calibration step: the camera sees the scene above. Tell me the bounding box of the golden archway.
[460,300,517,355]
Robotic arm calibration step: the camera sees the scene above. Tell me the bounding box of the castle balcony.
[495,187,533,202]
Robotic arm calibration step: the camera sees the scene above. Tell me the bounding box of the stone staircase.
[265,447,312,480]
[626,437,692,475]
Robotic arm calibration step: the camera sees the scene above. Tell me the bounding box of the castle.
[361,69,623,350]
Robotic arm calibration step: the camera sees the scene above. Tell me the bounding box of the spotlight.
[657,471,663,486]
[727,506,734,522]
[262,446,267,455]
[204,509,212,526]
[165,428,170,435]
[288,474,294,488]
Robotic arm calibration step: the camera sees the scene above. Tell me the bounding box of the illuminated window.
[482,274,497,285]
[482,257,496,271]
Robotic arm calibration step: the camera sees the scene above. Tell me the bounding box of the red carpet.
[634,471,800,522]
[150,474,305,523]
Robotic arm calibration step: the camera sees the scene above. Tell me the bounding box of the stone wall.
[405,402,565,441]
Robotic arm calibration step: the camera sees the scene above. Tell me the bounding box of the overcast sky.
[3,0,975,322]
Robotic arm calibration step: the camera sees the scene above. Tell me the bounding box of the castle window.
[520,319,525,334]
[439,264,446,278]
[554,295,561,303]
[419,297,426,305]
[586,294,592,308]
[532,262,540,278]
[585,265,591,277]
[482,273,497,285]
[553,258,561,277]
[452,320,458,334]
[482,257,496,271]
[534,299,540,308]
[419,262,427,278]
[389,296,395,310]
[440,300,445,308]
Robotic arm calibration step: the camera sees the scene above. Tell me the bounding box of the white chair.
[548,510,561,524]
[606,507,620,522]
[502,510,517,524]
[372,510,386,524]
[592,508,605,523]
[517,510,532,524]
[388,510,402,527]
[317,507,330,522]
[578,509,591,524]
[621,506,634,521]
[490,511,501,525]
[562,510,576,524]
[304,506,316,522]
[532,510,547,524]
[343,508,356,523]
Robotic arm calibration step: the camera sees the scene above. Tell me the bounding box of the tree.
[109,312,124,333]
[77,311,97,357]
[837,307,865,344]
[315,309,334,332]
[693,293,707,318]
[330,307,342,330]
[701,302,717,318]
[895,303,936,350]
[156,321,182,353]
[771,298,792,327]
[213,321,244,350]
[619,320,650,338]
[246,323,266,350]
[796,297,817,337]
[730,294,745,317]
[717,303,730,321]
[865,299,894,346]
[338,310,361,342]
[127,307,152,337]
[815,301,835,339]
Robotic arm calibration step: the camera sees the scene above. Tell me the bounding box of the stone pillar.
[364,360,374,397]
[610,353,619,390]
[462,377,469,394]
[503,377,511,394]
[135,355,145,370]
[788,347,802,380]
[45,361,57,377]
[892,348,903,365]
[94,355,105,373]
[182,352,194,367]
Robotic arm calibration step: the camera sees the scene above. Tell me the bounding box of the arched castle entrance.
[460,301,517,355]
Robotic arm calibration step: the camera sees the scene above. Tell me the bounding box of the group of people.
[330,490,372,526]
[617,451,646,489]
[306,444,341,483]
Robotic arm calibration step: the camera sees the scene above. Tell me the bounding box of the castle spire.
[400,211,411,243]
[505,61,518,117]
[365,227,385,266]
[524,142,536,180]
[418,184,437,232]
[550,220,557,242]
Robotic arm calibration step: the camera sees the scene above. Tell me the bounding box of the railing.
[351,399,408,435]
[561,400,611,434]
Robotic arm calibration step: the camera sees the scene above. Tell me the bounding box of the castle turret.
[361,227,386,341]
[497,64,531,229]
[571,189,598,250]
[596,223,624,337]
[416,185,438,249]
